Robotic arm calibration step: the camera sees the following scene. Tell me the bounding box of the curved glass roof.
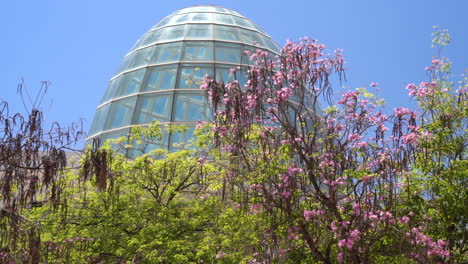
[88,5,280,156]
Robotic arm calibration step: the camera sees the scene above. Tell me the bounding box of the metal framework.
[87,5,280,156]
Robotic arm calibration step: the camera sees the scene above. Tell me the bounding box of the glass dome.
[87,5,280,155]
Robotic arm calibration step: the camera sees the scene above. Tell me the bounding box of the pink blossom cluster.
[406,82,438,98]
[287,226,300,240]
[338,229,361,250]
[303,209,325,221]
[406,227,450,260]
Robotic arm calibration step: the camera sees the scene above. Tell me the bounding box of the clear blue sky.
[1,0,466,135]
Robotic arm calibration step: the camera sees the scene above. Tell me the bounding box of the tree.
[0,81,84,263]
[201,31,465,263]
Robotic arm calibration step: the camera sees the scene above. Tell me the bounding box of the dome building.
[87,5,280,155]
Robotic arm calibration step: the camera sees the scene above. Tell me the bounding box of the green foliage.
[2,28,466,263]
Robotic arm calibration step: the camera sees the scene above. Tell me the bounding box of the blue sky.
[1,0,467,136]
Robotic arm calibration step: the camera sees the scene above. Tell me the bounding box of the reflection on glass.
[134,93,172,124]
[128,46,155,69]
[105,96,137,129]
[215,65,249,87]
[159,25,186,42]
[139,30,163,47]
[89,103,110,136]
[182,42,213,61]
[186,24,213,39]
[174,93,207,121]
[239,29,264,46]
[214,13,235,25]
[214,25,239,41]
[151,42,182,63]
[215,42,242,63]
[114,69,146,97]
[142,65,178,91]
[177,65,213,89]
[191,13,211,22]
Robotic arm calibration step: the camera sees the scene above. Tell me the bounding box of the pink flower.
[400,216,410,224]
[370,82,379,87]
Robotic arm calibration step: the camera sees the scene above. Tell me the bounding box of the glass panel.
[150,42,182,64]
[214,7,228,13]
[241,45,259,65]
[182,42,213,61]
[251,23,266,34]
[100,78,118,103]
[177,64,214,89]
[128,46,155,69]
[139,30,163,47]
[115,53,134,74]
[239,29,264,47]
[215,42,242,63]
[114,69,145,97]
[214,13,235,25]
[233,16,253,29]
[216,65,249,87]
[105,96,137,130]
[159,25,186,42]
[170,126,196,149]
[186,24,213,39]
[192,6,212,12]
[225,9,242,16]
[154,17,171,29]
[174,13,190,23]
[142,65,177,91]
[191,13,211,22]
[173,93,208,121]
[214,25,239,41]
[133,93,173,124]
[88,103,110,136]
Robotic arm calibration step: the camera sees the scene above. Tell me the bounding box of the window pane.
[216,65,248,87]
[142,65,177,91]
[186,24,213,39]
[177,64,214,89]
[214,25,239,41]
[150,42,182,64]
[105,96,137,129]
[159,25,186,42]
[134,93,173,124]
[174,93,208,121]
[128,46,155,69]
[100,78,118,103]
[215,42,242,63]
[115,53,134,74]
[239,29,264,47]
[174,14,190,24]
[114,69,146,97]
[89,103,110,136]
[233,16,254,30]
[191,13,211,22]
[264,38,281,52]
[214,13,235,25]
[154,17,170,29]
[139,30,163,47]
[182,42,213,61]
